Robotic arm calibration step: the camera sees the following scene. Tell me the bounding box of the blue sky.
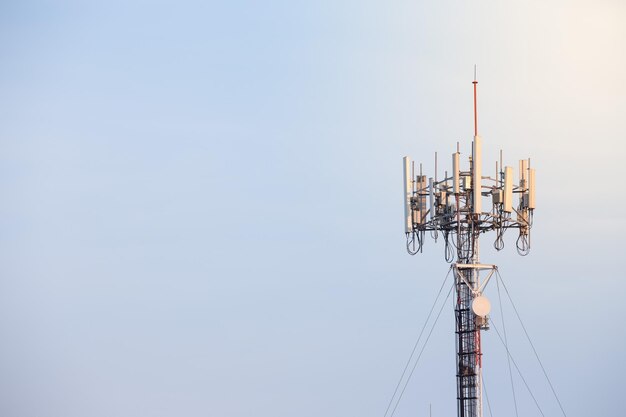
[0,1,625,416]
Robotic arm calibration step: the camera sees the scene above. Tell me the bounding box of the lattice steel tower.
[402,75,535,417]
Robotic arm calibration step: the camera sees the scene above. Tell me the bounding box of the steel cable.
[490,319,546,417]
[496,271,568,417]
[382,267,453,417]
[482,374,494,417]
[388,281,454,417]
[496,273,519,417]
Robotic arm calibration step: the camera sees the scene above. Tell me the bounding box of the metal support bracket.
[453,263,497,296]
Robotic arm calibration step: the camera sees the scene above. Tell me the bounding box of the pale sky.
[1,1,625,416]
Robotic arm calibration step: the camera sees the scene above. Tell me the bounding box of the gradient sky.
[1,1,625,416]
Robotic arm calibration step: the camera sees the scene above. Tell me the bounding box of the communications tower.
[402,76,536,417]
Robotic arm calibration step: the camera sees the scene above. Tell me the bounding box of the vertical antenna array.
[401,75,536,417]
[402,80,535,257]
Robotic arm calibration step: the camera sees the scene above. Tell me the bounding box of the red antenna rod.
[473,65,478,136]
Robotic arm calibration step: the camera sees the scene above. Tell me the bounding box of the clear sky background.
[1,1,625,416]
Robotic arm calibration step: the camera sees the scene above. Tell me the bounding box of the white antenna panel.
[452,152,460,194]
[412,207,421,225]
[472,136,482,214]
[403,157,412,233]
[429,177,435,219]
[528,168,536,209]
[519,159,528,186]
[414,175,425,225]
[416,176,427,224]
[440,183,448,207]
[503,166,513,213]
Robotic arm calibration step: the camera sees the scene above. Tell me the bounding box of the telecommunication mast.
[402,74,535,417]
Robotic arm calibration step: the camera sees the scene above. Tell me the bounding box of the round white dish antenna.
[472,295,491,317]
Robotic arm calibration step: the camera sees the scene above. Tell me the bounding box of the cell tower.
[402,75,535,417]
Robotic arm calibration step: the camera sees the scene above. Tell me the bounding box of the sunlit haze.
[0,1,624,416]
